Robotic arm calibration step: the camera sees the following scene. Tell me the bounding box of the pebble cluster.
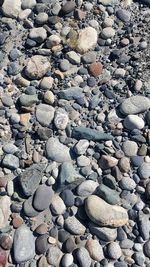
[0,0,150,267]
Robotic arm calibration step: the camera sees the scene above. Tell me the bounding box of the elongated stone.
[72,127,113,141]
[85,195,128,227]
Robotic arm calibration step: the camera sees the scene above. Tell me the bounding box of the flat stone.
[124,115,145,130]
[0,196,11,229]
[89,222,117,241]
[76,247,91,267]
[66,51,81,64]
[58,87,83,100]
[120,96,150,115]
[122,141,138,157]
[77,155,90,167]
[54,108,69,130]
[72,127,113,141]
[36,104,54,127]
[25,55,51,80]
[96,184,120,204]
[3,143,18,154]
[46,137,71,162]
[19,94,38,107]
[58,162,84,190]
[2,154,19,169]
[47,245,63,266]
[76,27,98,54]
[13,225,35,263]
[2,0,21,18]
[138,162,150,179]
[33,184,54,211]
[74,139,89,155]
[65,216,86,235]
[19,164,44,197]
[86,239,104,261]
[85,195,128,227]
[119,177,136,191]
[82,51,96,64]
[98,0,118,5]
[77,180,98,197]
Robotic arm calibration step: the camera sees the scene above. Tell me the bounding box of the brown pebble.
[35,223,48,235]
[0,234,13,250]
[118,157,130,173]
[75,236,81,245]
[12,216,23,228]
[64,238,75,253]
[89,62,103,77]
[0,178,7,188]
[38,255,48,267]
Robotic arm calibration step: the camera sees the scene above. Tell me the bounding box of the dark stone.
[60,1,76,15]
[37,127,53,140]
[96,184,120,205]
[60,189,75,207]
[19,164,45,197]
[35,234,48,255]
[58,229,70,243]
[23,196,39,217]
[72,127,113,141]
[33,184,54,211]
[64,238,75,253]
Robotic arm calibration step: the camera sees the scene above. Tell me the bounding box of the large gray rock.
[19,164,45,197]
[2,0,21,18]
[124,115,145,130]
[13,225,35,263]
[2,154,19,169]
[120,96,150,115]
[46,138,71,163]
[85,195,128,227]
[58,162,84,190]
[72,127,113,141]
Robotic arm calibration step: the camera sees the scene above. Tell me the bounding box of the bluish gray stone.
[72,127,113,141]
[120,96,150,115]
[96,184,120,204]
[46,137,71,163]
[33,184,54,211]
[2,154,19,169]
[138,162,150,179]
[13,225,35,263]
[19,94,38,107]
[89,222,117,241]
[58,87,83,100]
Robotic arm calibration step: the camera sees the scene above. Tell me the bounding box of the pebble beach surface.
[0,0,150,267]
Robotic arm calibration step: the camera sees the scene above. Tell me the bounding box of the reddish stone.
[0,234,12,250]
[89,62,103,77]
[0,247,7,267]
[12,216,23,229]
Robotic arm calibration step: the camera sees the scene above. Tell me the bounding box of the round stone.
[33,184,54,211]
[101,27,115,39]
[124,115,145,130]
[120,96,150,115]
[35,12,48,25]
[40,77,54,90]
[60,190,75,207]
[46,35,61,48]
[2,154,19,169]
[35,223,48,235]
[77,180,98,197]
[0,234,13,250]
[64,238,75,253]
[76,27,98,54]
[35,234,48,255]
[74,139,89,155]
[29,27,47,44]
[59,59,70,72]
[138,163,150,179]
[36,104,54,127]
[47,245,63,266]
[119,176,136,191]
[25,55,51,80]
[61,254,73,267]
[107,242,122,260]
[122,141,138,157]
[76,247,91,267]
[85,239,104,261]
[50,195,66,215]
[89,62,103,77]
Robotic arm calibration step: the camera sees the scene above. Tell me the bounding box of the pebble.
[44,90,55,105]
[89,62,103,77]
[138,162,150,179]
[144,241,150,257]
[64,238,75,253]
[96,184,120,204]
[64,216,86,235]
[46,137,71,162]
[35,223,48,235]
[47,245,63,266]
[85,195,128,227]
[33,184,54,211]
[66,51,81,64]
[72,127,113,141]
[86,239,104,261]
[46,35,61,48]
[77,155,90,166]
[119,176,136,190]
[54,108,69,130]
[35,234,48,255]
[61,254,73,267]
[99,155,118,169]
[116,9,131,22]
[29,27,47,44]
[122,141,138,157]
[61,1,76,14]
[60,190,75,207]
[120,96,150,115]
[19,94,38,107]
[13,225,35,263]
[36,104,54,127]
[124,115,145,130]
[74,139,89,155]
[0,234,13,250]
[82,52,96,63]
[2,154,19,169]
[35,12,48,25]
[89,223,117,241]
[40,77,54,90]
[101,27,116,39]
[76,247,91,267]
[50,195,66,215]
[107,242,122,259]
[76,27,98,54]
[25,55,51,80]
[77,180,98,197]
[3,143,18,154]
[21,0,36,9]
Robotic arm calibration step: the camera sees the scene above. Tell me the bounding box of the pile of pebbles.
[0,0,150,266]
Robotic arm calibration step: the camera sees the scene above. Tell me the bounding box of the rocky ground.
[0,0,150,267]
